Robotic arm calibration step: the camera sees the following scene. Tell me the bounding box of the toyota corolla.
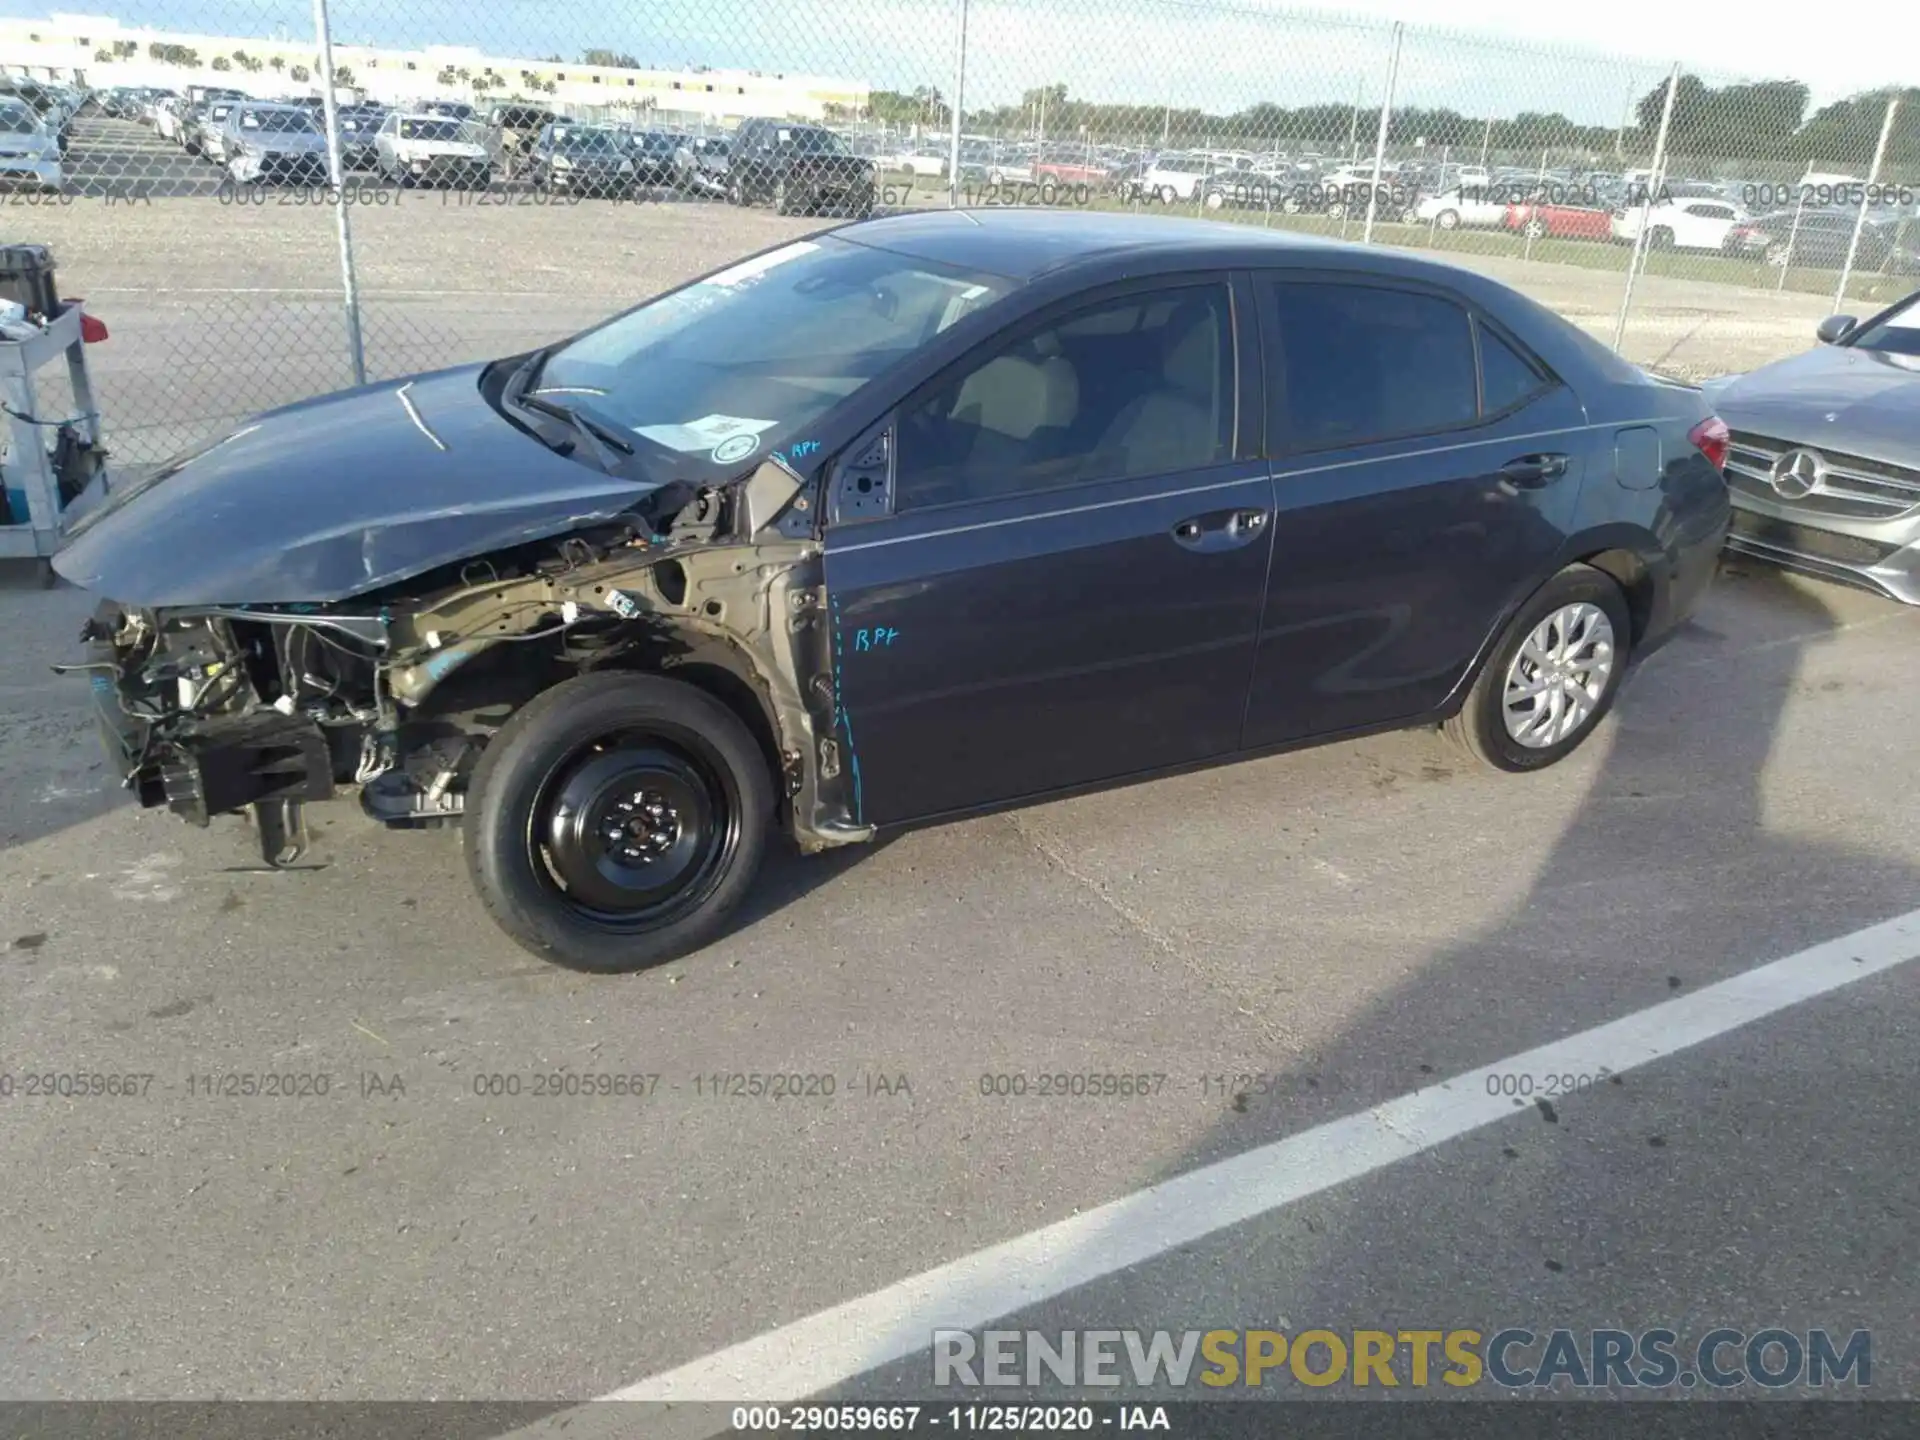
[54,212,1730,973]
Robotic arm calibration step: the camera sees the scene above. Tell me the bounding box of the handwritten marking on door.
[853,627,900,652]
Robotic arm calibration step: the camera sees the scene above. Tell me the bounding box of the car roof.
[833,208,1460,284]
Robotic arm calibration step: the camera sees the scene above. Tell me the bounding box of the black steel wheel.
[464,673,773,972]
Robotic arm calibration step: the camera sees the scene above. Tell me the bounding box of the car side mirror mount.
[1816,314,1856,345]
[826,426,894,526]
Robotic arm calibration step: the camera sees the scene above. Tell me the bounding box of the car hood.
[1708,344,1920,468]
[54,364,661,607]
[394,139,487,159]
[244,131,327,150]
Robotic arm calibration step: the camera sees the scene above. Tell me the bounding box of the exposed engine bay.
[66,460,870,867]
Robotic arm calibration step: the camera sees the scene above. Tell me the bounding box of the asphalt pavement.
[4,558,1918,1414]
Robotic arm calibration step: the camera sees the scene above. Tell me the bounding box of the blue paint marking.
[790,440,821,458]
[853,626,900,652]
[829,594,864,824]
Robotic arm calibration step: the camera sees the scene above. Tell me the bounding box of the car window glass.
[1267,282,1477,449]
[1477,322,1550,414]
[1848,295,1920,356]
[894,284,1233,511]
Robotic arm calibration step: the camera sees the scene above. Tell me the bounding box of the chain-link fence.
[3,0,1917,468]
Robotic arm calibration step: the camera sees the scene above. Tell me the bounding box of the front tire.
[1436,208,1460,230]
[1444,566,1632,773]
[464,673,774,973]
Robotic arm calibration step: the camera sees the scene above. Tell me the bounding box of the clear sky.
[4,0,1903,123]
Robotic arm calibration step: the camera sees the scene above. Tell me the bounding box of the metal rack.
[0,302,102,586]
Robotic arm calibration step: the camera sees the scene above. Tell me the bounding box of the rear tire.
[464,673,774,973]
[1436,208,1460,229]
[1445,565,1633,773]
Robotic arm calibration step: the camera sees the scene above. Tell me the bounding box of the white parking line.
[510,906,1920,1430]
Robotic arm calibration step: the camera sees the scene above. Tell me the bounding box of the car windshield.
[241,109,317,133]
[554,127,620,153]
[0,100,38,133]
[1848,294,1920,357]
[399,118,470,142]
[531,236,1015,474]
[783,127,848,155]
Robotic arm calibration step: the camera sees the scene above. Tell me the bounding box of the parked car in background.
[421,100,475,122]
[679,133,730,195]
[726,119,874,216]
[1198,166,1292,212]
[1705,289,1920,601]
[1744,208,1920,274]
[983,145,1036,185]
[184,100,242,160]
[374,112,491,189]
[525,122,637,197]
[333,105,388,170]
[886,145,948,178]
[486,102,557,178]
[1415,186,1508,230]
[1105,155,1154,202]
[221,102,331,187]
[1506,194,1611,240]
[54,211,1730,973]
[153,95,189,141]
[1033,147,1109,187]
[0,98,61,192]
[1611,195,1749,250]
[624,129,688,189]
[1142,152,1218,203]
[0,76,71,155]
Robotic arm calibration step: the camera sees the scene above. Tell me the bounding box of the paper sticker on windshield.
[711,433,760,465]
[633,413,777,453]
[706,241,819,288]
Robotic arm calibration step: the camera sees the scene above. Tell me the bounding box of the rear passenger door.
[1242,274,1589,747]
[822,275,1275,827]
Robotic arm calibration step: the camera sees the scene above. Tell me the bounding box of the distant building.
[0,13,871,124]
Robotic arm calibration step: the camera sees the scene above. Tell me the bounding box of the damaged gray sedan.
[56,212,1729,971]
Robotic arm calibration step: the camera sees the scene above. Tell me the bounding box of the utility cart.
[0,297,107,587]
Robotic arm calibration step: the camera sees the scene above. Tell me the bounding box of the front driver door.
[823,275,1274,828]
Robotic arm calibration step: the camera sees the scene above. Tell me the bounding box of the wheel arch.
[1443,528,1665,716]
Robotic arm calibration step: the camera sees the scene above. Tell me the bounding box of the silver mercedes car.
[1704,289,1920,602]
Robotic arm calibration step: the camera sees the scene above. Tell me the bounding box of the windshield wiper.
[516,391,635,472]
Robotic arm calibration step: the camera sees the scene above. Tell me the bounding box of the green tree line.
[871,74,1920,171]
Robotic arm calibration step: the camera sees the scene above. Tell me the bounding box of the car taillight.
[1688,415,1729,471]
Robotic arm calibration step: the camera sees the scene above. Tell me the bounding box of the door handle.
[1499,453,1570,488]
[1228,508,1269,537]
[1171,509,1270,552]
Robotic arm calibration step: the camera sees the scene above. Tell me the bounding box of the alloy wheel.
[1501,602,1616,748]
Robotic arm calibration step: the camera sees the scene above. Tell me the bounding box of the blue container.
[3,486,28,526]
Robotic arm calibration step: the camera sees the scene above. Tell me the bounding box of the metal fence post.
[312,0,366,387]
[945,0,968,208]
[1835,93,1899,314]
[1611,62,1679,354]
[1360,23,1402,246]
[1522,144,1548,262]
[1776,186,1807,291]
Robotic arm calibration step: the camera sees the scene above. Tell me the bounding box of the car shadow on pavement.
[812,563,1920,1406]
[1078,564,1920,1398]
